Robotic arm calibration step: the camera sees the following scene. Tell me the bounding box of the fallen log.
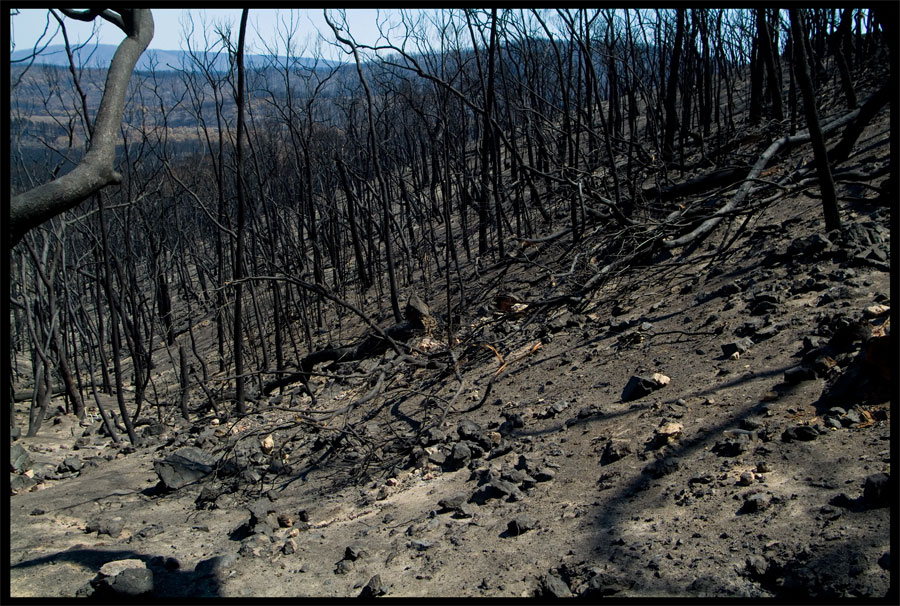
[643,166,751,202]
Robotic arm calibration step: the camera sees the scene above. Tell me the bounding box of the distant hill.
[9,43,342,72]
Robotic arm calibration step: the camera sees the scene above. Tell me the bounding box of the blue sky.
[10,9,405,61]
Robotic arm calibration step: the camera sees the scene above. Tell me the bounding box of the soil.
[7,105,895,600]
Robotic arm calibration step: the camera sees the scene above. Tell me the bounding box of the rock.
[10,473,36,495]
[135,524,164,540]
[842,408,862,426]
[93,559,153,597]
[195,554,237,580]
[749,293,781,316]
[533,468,556,482]
[410,539,434,551]
[60,455,83,473]
[581,572,634,596]
[643,457,679,478]
[427,448,447,466]
[457,420,483,441]
[334,560,353,575]
[738,471,754,486]
[600,440,632,465]
[438,492,468,513]
[862,473,890,508]
[344,544,366,561]
[359,574,387,598]
[863,304,890,318]
[783,366,816,384]
[544,401,569,417]
[654,422,683,447]
[420,428,446,446]
[741,492,771,513]
[621,373,670,402]
[471,480,523,503]
[154,447,216,490]
[507,516,537,536]
[746,555,769,579]
[260,434,275,455]
[10,443,33,474]
[538,574,572,598]
[447,442,472,468]
[282,538,296,555]
[141,423,168,438]
[721,337,755,358]
[86,517,125,538]
[781,425,819,442]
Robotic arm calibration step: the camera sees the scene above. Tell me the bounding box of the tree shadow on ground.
[10,547,229,597]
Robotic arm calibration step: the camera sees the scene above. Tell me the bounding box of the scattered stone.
[741,492,771,513]
[537,574,572,598]
[862,473,890,508]
[581,572,634,596]
[334,560,353,575]
[344,544,366,561]
[507,516,537,536]
[863,304,890,318]
[10,444,33,474]
[10,473,37,495]
[86,517,125,538]
[783,366,816,384]
[30,508,45,516]
[410,539,434,551]
[738,471,754,486]
[447,442,472,468]
[60,455,83,473]
[781,425,819,442]
[427,448,447,466]
[643,456,679,479]
[195,554,237,580]
[621,373,670,402]
[544,401,569,417]
[135,524,164,540]
[95,564,154,597]
[359,574,387,598]
[721,337,755,358]
[154,447,216,490]
[457,420,483,441]
[420,428,446,446]
[471,480,523,503]
[746,555,769,579]
[282,538,296,555]
[260,434,275,455]
[653,422,683,447]
[756,462,772,474]
[438,493,468,513]
[533,468,556,482]
[600,439,632,465]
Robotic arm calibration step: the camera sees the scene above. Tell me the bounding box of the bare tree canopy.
[8,8,154,248]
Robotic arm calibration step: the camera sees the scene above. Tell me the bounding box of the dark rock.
[621,373,669,402]
[10,473,36,494]
[738,471,754,486]
[507,516,537,536]
[135,524,164,540]
[30,508,45,516]
[545,401,569,417]
[781,425,819,442]
[600,440,632,465]
[427,449,447,465]
[538,574,572,598]
[457,420,483,441]
[103,567,154,596]
[141,423,168,438]
[248,500,279,531]
[712,433,751,456]
[741,492,771,513]
[842,408,862,426]
[344,544,366,561]
[420,428,446,446]
[195,554,237,579]
[516,454,543,475]
[438,492,468,512]
[581,572,634,596]
[86,517,125,538]
[862,473,890,508]
[721,337,755,357]
[154,447,216,490]
[60,455,83,473]
[533,467,556,482]
[746,555,769,579]
[471,480,523,503]
[784,365,816,384]
[643,457,679,478]
[410,539,434,551]
[282,538,296,555]
[447,442,472,468]
[501,469,526,484]
[359,574,387,598]
[10,443,33,474]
